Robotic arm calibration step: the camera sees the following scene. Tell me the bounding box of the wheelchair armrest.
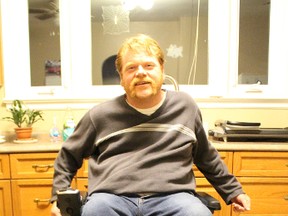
[57,189,87,216]
[195,191,221,212]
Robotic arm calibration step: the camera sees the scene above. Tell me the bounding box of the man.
[51,34,250,216]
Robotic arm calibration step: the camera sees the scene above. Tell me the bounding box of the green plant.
[2,100,44,128]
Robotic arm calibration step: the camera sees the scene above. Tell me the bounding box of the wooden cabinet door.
[76,178,88,191]
[11,179,53,216]
[196,178,231,216]
[193,151,233,177]
[0,17,3,87]
[0,154,10,179]
[10,153,57,179]
[0,180,13,216]
[77,158,89,178]
[233,152,288,177]
[232,177,288,216]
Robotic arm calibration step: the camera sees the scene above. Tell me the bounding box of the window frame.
[1,0,288,109]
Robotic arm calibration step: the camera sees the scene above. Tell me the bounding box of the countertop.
[0,133,288,153]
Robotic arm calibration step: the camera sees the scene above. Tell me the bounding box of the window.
[1,0,288,108]
[91,0,208,86]
[229,0,288,98]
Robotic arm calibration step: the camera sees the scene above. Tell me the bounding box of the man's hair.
[115,34,164,74]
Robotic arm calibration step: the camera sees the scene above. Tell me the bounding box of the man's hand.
[51,201,62,216]
[231,193,251,212]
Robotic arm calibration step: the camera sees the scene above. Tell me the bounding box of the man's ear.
[119,72,123,86]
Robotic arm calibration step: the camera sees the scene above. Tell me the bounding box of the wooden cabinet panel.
[232,177,288,216]
[11,179,52,216]
[193,151,233,177]
[233,152,288,177]
[0,154,10,179]
[196,178,231,216]
[77,158,89,178]
[10,153,57,179]
[0,180,13,216]
[3,149,288,216]
[0,16,3,87]
[76,178,88,191]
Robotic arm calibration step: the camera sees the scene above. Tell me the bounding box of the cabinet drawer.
[233,177,288,215]
[11,179,53,216]
[10,153,58,179]
[233,152,288,177]
[0,154,10,179]
[193,151,233,177]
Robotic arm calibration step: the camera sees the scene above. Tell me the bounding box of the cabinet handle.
[32,164,54,171]
[34,198,51,204]
[284,196,288,201]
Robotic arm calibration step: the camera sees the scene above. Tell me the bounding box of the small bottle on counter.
[62,107,76,142]
[50,116,61,143]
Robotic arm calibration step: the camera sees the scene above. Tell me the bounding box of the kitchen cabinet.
[0,17,3,87]
[0,155,12,216]
[232,152,288,216]
[193,151,233,216]
[9,153,57,216]
[1,141,288,215]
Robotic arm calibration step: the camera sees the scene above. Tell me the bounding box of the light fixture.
[122,0,154,11]
[122,0,137,11]
[139,0,154,10]
[102,5,130,35]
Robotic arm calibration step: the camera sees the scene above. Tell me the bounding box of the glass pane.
[238,0,270,84]
[91,0,208,85]
[29,0,61,86]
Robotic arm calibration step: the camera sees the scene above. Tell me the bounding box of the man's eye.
[145,64,154,69]
[127,66,136,71]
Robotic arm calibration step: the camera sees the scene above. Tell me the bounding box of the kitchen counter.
[0,133,61,153]
[212,140,288,152]
[0,133,288,153]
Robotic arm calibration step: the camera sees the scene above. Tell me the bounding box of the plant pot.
[14,127,33,140]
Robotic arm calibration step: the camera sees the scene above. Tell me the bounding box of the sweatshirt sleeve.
[50,111,97,202]
[192,109,244,204]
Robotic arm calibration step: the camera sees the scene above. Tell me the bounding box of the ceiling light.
[122,0,137,11]
[122,0,154,11]
[139,0,154,10]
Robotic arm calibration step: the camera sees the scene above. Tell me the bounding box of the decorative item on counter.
[0,135,5,144]
[1,99,44,142]
[62,107,76,142]
[50,116,61,143]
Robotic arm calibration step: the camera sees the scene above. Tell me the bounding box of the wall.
[1,84,287,137]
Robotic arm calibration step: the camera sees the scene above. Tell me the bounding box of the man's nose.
[135,65,147,76]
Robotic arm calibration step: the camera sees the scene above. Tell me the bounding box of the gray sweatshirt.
[51,90,243,204]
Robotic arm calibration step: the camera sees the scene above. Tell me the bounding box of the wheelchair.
[57,188,221,216]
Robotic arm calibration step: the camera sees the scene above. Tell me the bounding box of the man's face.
[120,50,164,102]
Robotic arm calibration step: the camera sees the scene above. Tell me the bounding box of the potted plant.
[2,100,44,140]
